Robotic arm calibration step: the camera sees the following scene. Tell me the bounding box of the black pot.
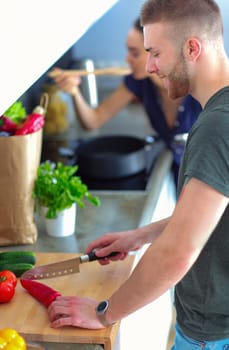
[61,134,162,180]
[58,134,164,180]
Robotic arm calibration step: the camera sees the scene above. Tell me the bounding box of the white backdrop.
[0,0,118,115]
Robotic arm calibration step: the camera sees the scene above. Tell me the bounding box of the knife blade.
[20,251,118,280]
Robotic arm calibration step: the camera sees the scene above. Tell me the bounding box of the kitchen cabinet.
[0,0,118,115]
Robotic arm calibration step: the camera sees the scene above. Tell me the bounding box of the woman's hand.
[48,296,106,329]
[49,68,81,96]
[85,230,143,265]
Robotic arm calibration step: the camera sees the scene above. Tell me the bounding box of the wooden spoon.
[48,66,131,78]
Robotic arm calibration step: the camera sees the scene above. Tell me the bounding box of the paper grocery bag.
[0,129,42,246]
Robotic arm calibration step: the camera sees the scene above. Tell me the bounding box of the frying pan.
[59,135,163,179]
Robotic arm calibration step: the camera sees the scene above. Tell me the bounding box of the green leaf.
[3,101,26,124]
[33,160,100,219]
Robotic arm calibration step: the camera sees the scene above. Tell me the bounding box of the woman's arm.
[49,68,135,130]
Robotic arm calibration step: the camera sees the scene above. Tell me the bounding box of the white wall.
[0,0,118,115]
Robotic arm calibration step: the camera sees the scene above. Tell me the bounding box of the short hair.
[141,0,223,44]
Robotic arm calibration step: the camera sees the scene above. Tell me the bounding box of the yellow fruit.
[0,329,17,343]
[0,329,26,350]
[0,337,7,349]
[10,335,26,350]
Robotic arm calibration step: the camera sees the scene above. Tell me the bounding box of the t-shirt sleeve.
[184,111,229,197]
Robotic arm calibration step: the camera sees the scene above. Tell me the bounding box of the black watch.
[96,300,115,327]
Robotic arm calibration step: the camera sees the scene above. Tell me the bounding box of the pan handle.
[80,251,119,263]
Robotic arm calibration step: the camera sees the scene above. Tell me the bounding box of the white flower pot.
[41,203,77,237]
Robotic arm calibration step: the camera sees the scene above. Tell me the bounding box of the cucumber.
[0,251,36,265]
[0,262,34,277]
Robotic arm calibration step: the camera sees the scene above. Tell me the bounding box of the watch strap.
[96,300,115,327]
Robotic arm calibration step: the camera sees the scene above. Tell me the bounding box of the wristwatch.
[96,300,115,327]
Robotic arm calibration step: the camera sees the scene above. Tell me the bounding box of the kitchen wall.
[21,0,229,110]
[73,0,144,65]
[73,0,229,62]
[217,0,229,54]
[72,0,145,91]
[72,0,229,90]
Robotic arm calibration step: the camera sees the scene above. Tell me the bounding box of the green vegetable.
[0,263,34,277]
[3,101,26,124]
[0,251,36,265]
[33,161,101,219]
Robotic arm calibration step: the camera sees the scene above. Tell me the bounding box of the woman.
[50,18,202,187]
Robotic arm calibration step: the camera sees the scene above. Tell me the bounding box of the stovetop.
[41,137,165,191]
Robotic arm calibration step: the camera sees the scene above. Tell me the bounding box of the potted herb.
[33,160,100,237]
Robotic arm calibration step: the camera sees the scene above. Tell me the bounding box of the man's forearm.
[137,216,171,244]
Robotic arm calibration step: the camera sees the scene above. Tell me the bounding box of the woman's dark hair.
[133,18,143,35]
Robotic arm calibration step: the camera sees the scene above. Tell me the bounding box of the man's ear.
[184,38,201,62]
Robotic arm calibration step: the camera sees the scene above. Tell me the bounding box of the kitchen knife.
[20,251,118,280]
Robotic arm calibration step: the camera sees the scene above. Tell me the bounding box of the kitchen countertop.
[1,101,175,350]
[1,148,173,350]
[5,147,172,254]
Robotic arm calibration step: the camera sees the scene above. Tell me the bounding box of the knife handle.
[81,251,118,263]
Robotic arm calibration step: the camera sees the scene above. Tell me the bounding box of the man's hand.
[48,296,106,329]
[85,230,143,265]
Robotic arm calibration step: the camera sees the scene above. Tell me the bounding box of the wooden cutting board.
[0,252,135,350]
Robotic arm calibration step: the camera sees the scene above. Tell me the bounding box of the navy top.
[124,75,202,165]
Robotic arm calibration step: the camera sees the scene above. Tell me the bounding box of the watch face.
[97,300,108,314]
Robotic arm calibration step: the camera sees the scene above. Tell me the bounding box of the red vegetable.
[15,113,45,136]
[0,116,18,132]
[0,270,17,303]
[20,279,61,308]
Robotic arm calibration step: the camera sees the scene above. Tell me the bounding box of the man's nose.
[146,56,158,74]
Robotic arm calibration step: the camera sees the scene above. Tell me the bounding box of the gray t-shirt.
[175,87,229,341]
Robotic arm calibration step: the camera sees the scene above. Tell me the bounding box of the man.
[48,1,229,348]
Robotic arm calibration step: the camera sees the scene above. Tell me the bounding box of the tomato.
[0,271,17,288]
[0,271,16,303]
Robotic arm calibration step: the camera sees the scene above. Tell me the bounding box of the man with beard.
[50,18,201,188]
[48,1,229,349]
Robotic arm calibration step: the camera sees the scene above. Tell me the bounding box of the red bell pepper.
[15,113,45,136]
[20,279,61,308]
[0,270,17,303]
[0,116,18,132]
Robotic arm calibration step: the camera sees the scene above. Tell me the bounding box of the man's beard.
[167,51,190,99]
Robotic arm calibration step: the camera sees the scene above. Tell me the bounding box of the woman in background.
[50,18,202,187]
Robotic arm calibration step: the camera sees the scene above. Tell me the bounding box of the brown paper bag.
[0,129,42,246]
